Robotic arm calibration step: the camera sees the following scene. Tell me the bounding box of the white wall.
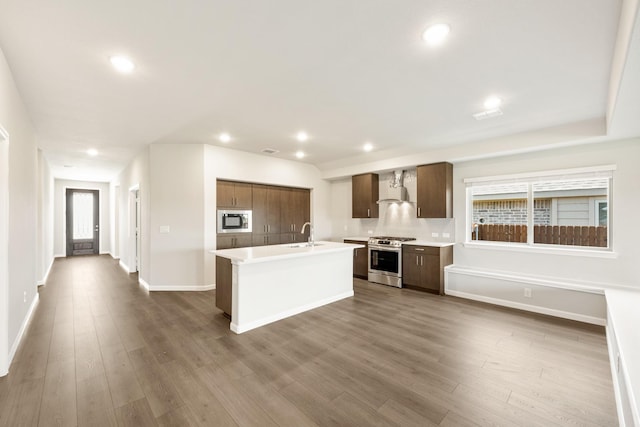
[329,169,455,241]
[452,139,640,290]
[148,144,205,289]
[37,150,54,284]
[53,179,110,257]
[0,47,39,375]
[113,147,150,283]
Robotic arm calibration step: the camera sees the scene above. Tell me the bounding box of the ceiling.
[0,0,636,182]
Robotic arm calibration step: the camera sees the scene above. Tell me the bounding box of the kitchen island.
[211,241,364,334]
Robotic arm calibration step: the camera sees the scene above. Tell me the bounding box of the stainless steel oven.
[368,237,415,288]
[217,209,252,233]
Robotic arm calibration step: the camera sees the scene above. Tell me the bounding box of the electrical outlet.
[23,291,27,303]
[431,232,439,238]
[442,233,450,238]
[367,230,373,234]
[524,288,532,298]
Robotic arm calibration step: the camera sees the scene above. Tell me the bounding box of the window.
[466,166,613,249]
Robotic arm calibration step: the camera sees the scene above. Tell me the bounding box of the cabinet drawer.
[403,245,439,255]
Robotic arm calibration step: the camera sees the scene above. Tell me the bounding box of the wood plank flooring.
[0,255,617,426]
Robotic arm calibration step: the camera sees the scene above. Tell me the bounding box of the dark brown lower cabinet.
[215,256,232,316]
[344,240,368,279]
[402,245,453,294]
[216,234,252,250]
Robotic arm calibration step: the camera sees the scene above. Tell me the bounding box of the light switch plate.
[443,233,450,238]
[431,232,439,238]
[159,225,170,234]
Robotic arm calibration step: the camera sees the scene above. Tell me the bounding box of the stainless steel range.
[368,236,416,288]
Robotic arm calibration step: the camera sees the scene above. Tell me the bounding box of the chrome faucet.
[301,222,314,246]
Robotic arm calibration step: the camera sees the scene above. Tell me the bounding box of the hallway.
[0,255,617,426]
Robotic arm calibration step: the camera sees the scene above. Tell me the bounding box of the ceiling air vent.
[473,108,503,121]
[261,148,279,154]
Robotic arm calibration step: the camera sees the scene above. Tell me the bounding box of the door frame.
[65,188,100,256]
[0,125,9,376]
[128,184,140,273]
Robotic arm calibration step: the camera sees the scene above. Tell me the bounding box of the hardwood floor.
[0,255,617,426]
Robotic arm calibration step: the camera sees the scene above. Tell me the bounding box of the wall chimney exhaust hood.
[377,170,409,203]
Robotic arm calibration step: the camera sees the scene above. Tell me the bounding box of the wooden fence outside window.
[472,224,607,248]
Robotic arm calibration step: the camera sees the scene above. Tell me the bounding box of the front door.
[66,189,99,256]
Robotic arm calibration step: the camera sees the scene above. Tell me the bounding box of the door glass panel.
[73,192,94,239]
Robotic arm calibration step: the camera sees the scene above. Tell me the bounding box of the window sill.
[462,241,618,258]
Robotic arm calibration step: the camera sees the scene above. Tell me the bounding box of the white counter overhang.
[211,240,364,264]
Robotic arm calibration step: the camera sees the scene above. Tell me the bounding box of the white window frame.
[464,165,616,258]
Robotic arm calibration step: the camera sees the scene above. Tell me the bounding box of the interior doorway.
[1,126,9,375]
[65,189,99,256]
[128,185,140,273]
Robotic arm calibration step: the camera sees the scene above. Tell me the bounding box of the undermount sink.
[288,243,323,248]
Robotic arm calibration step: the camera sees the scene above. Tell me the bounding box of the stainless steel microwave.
[217,210,252,233]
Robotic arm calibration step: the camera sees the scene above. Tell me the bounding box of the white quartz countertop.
[605,288,640,421]
[404,240,455,247]
[211,241,364,264]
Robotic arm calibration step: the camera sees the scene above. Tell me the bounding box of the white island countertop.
[210,240,364,264]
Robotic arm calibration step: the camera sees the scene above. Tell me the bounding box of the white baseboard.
[139,277,150,291]
[231,290,354,334]
[37,258,55,286]
[446,289,605,326]
[119,260,130,274]
[148,284,216,292]
[108,252,120,260]
[54,253,65,258]
[8,293,40,369]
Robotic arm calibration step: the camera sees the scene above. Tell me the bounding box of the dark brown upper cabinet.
[352,173,379,218]
[217,180,253,209]
[416,162,453,218]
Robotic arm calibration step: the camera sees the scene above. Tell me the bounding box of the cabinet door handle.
[415,256,418,266]
[420,255,423,266]
[268,225,271,232]
[415,248,424,251]
[417,207,421,217]
[367,208,370,217]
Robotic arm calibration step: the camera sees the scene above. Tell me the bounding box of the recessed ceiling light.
[219,133,231,143]
[422,24,450,46]
[295,150,305,159]
[296,131,309,142]
[363,142,374,152]
[87,148,98,156]
[483,96,502,109]
[109,56,135,73]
